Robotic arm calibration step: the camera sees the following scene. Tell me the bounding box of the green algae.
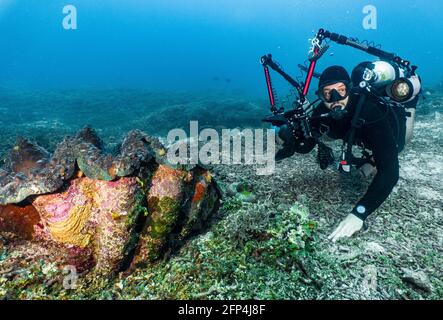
[0,202,318,299]
[240,190,252,197]
[148,196,181,238]
[135,196,182,263]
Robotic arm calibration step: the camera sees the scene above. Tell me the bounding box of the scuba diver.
[278,65,418,241]
[261,29,421,242]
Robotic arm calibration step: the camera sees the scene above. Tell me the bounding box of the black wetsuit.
[308,93,408,220]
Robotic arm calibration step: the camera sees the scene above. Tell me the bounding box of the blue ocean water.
[1,0,442,94]
[0,0,442,158]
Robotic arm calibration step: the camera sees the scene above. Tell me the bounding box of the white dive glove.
[328,213,364,242]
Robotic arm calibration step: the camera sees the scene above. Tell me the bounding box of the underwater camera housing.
[260,28,422,166]
[351,60,421,103]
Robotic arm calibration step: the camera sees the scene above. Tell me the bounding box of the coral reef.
[0,89,441,300]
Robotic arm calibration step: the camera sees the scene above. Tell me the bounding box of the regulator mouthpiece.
[330,107,348,120]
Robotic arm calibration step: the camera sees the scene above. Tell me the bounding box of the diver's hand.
[328,213,364,242]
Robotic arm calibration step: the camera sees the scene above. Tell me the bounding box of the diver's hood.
[318,65,351,90]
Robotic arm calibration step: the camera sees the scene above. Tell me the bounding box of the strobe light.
[386,75,421,103]
[351,60,421,103]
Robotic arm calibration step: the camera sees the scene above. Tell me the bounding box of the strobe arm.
[298,64,321,79]
[261,54,304,97]
[318,29,413,70]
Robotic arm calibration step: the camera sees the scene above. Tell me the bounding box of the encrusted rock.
[401,268,433,294]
